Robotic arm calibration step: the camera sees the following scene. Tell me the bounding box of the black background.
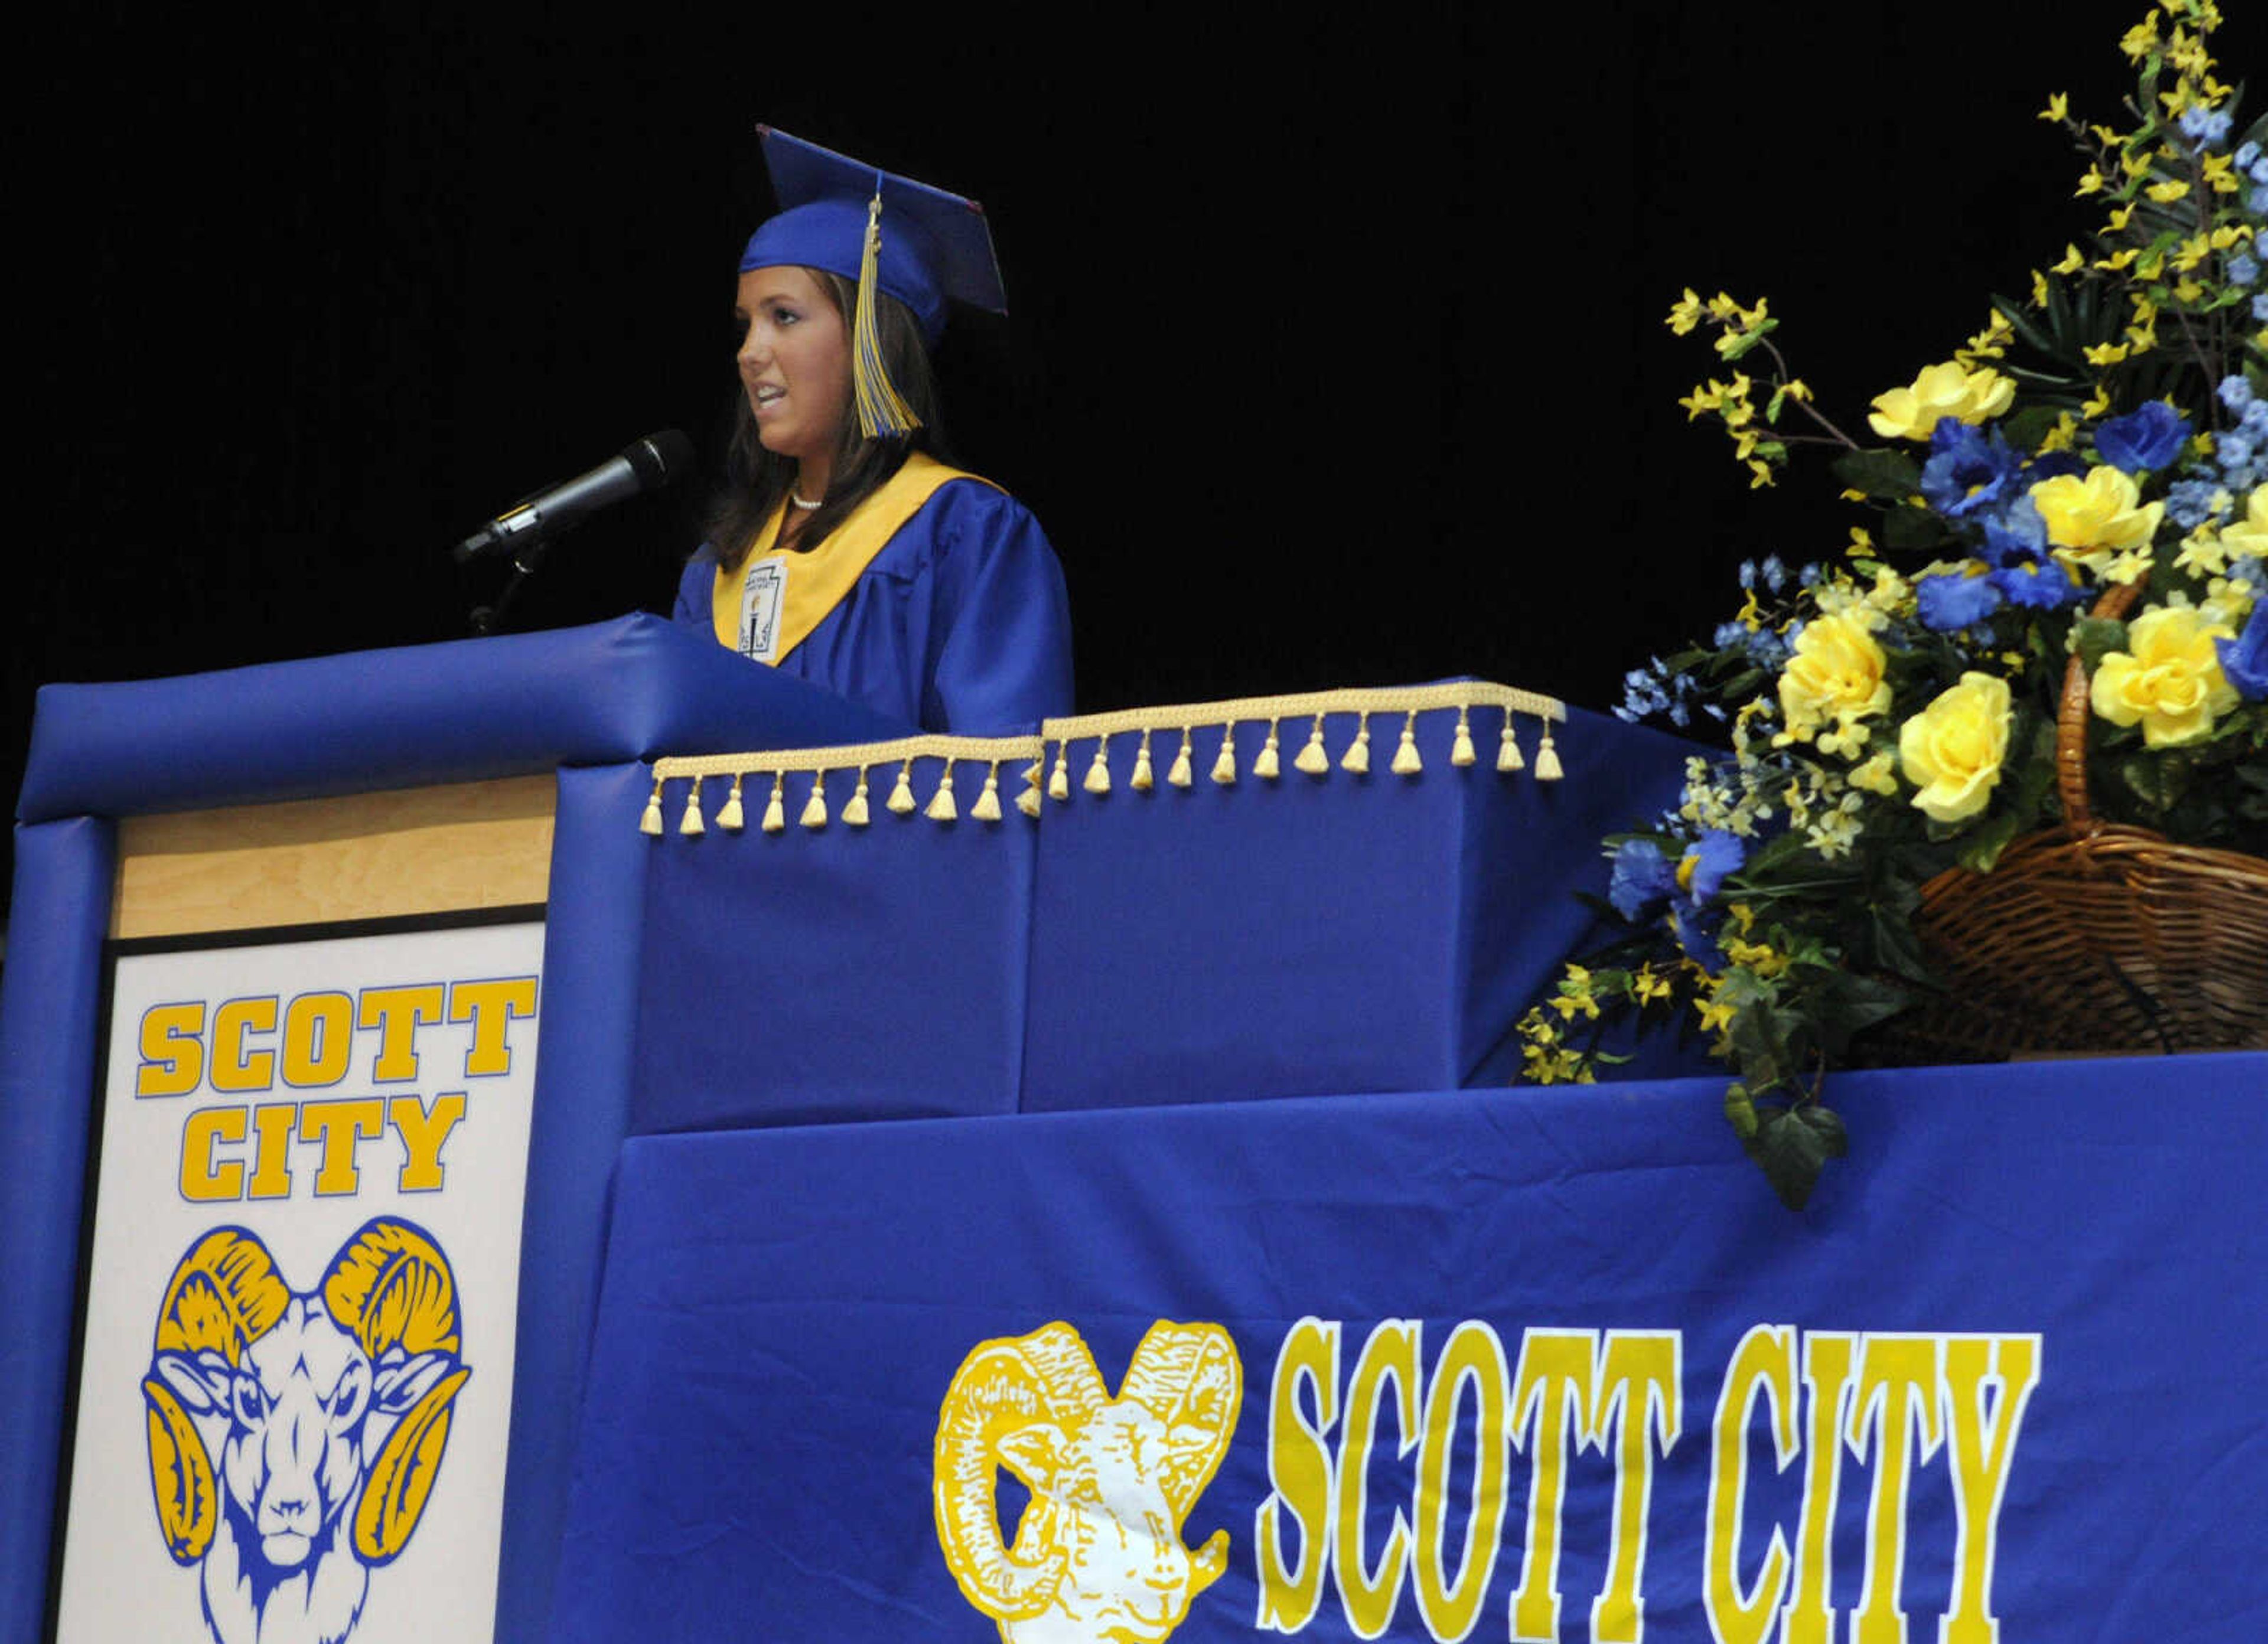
[11,0,2259,915]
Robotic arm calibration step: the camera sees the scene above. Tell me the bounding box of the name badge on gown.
[739,557,786,661]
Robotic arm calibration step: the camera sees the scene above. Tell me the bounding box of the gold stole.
[711,453,995,662]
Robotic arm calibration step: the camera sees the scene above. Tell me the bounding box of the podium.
[0,616,901,1644]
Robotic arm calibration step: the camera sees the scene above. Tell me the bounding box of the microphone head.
[622,429,697,490]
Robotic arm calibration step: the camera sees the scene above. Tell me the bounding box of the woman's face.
[735,265,851,471]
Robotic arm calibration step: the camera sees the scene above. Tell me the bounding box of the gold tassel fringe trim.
[644,682,1565,837]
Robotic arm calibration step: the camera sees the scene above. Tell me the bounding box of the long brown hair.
[708,268,947,573]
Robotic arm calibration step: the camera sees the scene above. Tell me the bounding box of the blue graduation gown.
[673,478,1074,733]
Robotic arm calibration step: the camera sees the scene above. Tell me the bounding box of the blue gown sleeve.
[672,547,717,635]
[918,484,1074,733]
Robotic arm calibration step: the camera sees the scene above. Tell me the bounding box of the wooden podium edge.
[111,775,558,940]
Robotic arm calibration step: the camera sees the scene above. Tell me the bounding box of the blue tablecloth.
[552,1051,2267,1643]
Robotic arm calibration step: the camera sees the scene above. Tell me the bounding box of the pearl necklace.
[789,490,822,511]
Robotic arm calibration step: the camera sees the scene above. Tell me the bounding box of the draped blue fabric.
[631,756,1038,1133]
[494,763,650,1644]
[0,817,115,1642]
[672,478,1074,733]
[549,1053,2268,1643]
[1022,706,1709,1111]
[18,613,904,821]
[0,620,898,1643]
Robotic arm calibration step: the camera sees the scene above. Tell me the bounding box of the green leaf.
[1881,505,1946,552]
[1990,292,2061,361]
[1956,808,2023,873]
[1718,321,1777,361]
[1814,972,1912,1045]
[2121,754,2191,813]
[1865,902,1933,982]
[1832,449,1922,500]
[2000,403,2067,452]
[2072,616,2130,672]
[1745,1103,1847,1211]
[2007,717,2060,821]
[1736,827,1833,884]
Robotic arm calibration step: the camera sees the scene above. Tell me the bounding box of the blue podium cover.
[552,1052,2267,1643]
[1021,699,1703,1111]
[16,613,901,820]
[633,739,1042,1133]
[0,617,905,1644]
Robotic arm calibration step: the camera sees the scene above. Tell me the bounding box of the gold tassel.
[974,762,1003,821]
[1498,715,1525,773]
[1452,706,1477,767]
[926,761,957,821]
[679,776,706,836]
[800,773,829,830]
[761,771,787,834]
[718,774,746,831]
[1342,712,1371,775]
[852,188,920,440]
[1211,723,1238,785]
[1016,773,1042,817]
[1131,729,1154,791]
[1168,727,1194,788]
[1536,725,1563,781]
[1049,741,1071,802]
[640,772,665,836]
[1084,738,1112,795]
[1392,711,1423,777]
[1295,713,1329,777]
[845,767,872,827]
[1256,719,1281,779]
[888,758,917,815]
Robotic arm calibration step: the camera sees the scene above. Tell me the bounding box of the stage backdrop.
[550,1051,2267,1644]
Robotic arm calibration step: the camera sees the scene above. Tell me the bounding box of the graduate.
[674,128,1074,733]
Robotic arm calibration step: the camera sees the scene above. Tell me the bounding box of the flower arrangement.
[1521,0,2268,1208]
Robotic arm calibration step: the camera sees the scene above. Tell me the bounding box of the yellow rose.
[2220,484,2268,560]
[2090,605,2240,748]
[1775,613,1892,749]
[1899,673,2013,824]
[2031,465,2165,578]
[1866,363,2017,441]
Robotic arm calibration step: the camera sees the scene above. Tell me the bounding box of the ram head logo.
[139,1219,471,1644]
[934,1319,1241,1644]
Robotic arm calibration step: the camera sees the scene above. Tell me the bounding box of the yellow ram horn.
[1117,1322,1242,1521]
[144,1228,288,1564]
[323,1218,460,1359]
[323,1219,467,1556]
[354,1366,471,1563]
[933,1323,1107,1622]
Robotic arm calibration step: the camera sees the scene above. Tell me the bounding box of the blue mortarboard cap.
[740,126,1007,348]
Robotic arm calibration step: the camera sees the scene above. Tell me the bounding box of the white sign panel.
[55,919,544,1644]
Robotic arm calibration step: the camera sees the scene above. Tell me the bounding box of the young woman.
[673,131,1073,733]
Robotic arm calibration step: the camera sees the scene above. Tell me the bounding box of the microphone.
[454,429,697,564]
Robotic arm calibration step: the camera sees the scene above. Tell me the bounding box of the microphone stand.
[467,533,554,636]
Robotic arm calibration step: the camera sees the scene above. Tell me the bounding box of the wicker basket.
[1899,578,2268,1061]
